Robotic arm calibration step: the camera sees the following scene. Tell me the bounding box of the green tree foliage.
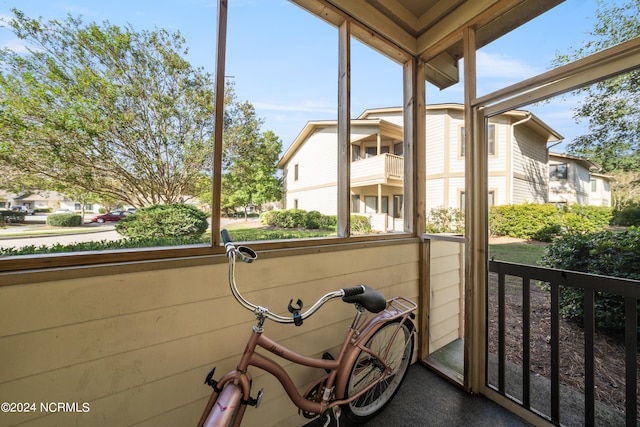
[0,10,217,206]
[553,0,640,173]
[115,204,208,239]
[222,99,282,216]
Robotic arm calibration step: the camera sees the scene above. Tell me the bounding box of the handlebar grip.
[221,229,232,244]
[342,285,365,297]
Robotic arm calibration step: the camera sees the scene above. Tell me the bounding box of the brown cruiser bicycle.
[198,230,417,426]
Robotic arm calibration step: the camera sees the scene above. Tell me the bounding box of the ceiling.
[291,0,564,88]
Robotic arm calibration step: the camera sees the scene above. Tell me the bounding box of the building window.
[460,191,495,213]
[550,163,568,180]
[591,178,597,192]
[365,196,377,213]
[352,145,361,161]
[294,199,299,209]
[393,195,403,218]
[461,124,495,156]
[381,196,389,214]
[351,195,360,213]
[294,163,299,181]
[394,142,403,156]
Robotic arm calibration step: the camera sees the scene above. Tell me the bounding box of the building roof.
[278,118,402,168]
[549,152,599,171]
[278,103,564,168]
[361,103,563,143]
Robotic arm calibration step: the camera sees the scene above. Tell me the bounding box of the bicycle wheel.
[343,318,414,423]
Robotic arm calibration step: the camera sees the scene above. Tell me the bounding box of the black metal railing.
[488,260,639,427]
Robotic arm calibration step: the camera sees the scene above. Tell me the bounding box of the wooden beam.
[211,0,228,247]
[337,20,351,237]
[463,25,487,394]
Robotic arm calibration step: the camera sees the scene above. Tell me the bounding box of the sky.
[0,0,615,153]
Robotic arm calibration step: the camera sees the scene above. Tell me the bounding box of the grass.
[489,242,547,266]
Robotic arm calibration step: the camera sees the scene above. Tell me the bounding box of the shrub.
[46,213,82,227]
[489,204,562,241]
[350,215,371,233]
[540,229,640,333]
[0,210,26,224]
[259,210,278,226]
[566,204,612,229]
[613,203,640,226]
[115,204,208,239]
[259,209,365,232]
[275,209,306,228]
[425,207,464,234]
[304,210,324,229]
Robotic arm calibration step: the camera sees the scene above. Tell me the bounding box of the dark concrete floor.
[304,363,533,427]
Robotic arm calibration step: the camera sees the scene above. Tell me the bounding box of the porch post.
[403,58,425,234]
[337,20,351,237]
[463,25,487,393]
[211,0,228,247]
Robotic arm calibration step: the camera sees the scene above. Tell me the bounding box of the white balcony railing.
[351,153,403,186]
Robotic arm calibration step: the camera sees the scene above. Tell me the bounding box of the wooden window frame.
[0,1,418,274]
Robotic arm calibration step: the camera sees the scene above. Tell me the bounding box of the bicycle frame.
[198,296,416,427]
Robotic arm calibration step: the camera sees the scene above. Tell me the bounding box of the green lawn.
[489,242,547,266]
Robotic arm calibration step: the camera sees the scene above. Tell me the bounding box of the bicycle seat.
[342,285,387,313]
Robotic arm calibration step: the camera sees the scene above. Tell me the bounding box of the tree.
[0,10,218,207]
[553,0,640,173]
[222,100,282,218]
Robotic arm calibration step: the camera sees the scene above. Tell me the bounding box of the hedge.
[540,228,640,333]
[259,209,370,233]
[46,213,82,227]
[489,203,612,241]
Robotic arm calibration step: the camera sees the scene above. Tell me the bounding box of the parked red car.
[90,210,132,223]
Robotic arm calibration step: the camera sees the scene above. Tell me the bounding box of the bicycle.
[197,230,417,426]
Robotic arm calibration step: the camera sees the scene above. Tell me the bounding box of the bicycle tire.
[342,317,414,423]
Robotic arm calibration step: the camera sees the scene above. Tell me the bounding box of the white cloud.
[0,38,33,53]
[476,51,542,81]
[253,100,336,114]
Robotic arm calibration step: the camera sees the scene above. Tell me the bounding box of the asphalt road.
[0,215,251,250]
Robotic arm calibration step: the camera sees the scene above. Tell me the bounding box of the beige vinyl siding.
[447,112,465,174]
[427,239,464,353]
[425,111,447,176]
[0,243,419,427]
[511,125,548,204]
[426,178,446,211]
[574,162,592,205]
[488,175,508,206]
[284,127,338,211]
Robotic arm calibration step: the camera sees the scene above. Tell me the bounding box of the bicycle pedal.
[322,352,334,373]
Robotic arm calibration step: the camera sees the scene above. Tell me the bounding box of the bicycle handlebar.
[221,229,365,324]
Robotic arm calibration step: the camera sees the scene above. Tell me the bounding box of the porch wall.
[0,241,419,427]
[427,239,464,353]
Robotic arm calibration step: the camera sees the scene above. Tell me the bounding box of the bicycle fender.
[202,383,242,427]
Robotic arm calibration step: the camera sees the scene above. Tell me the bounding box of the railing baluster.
[550,282,560,423]
[584,289,595,427]
[498,271,506,393]
[522,277,531,408]
[624,297,637,427]
[487,260,640,426]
